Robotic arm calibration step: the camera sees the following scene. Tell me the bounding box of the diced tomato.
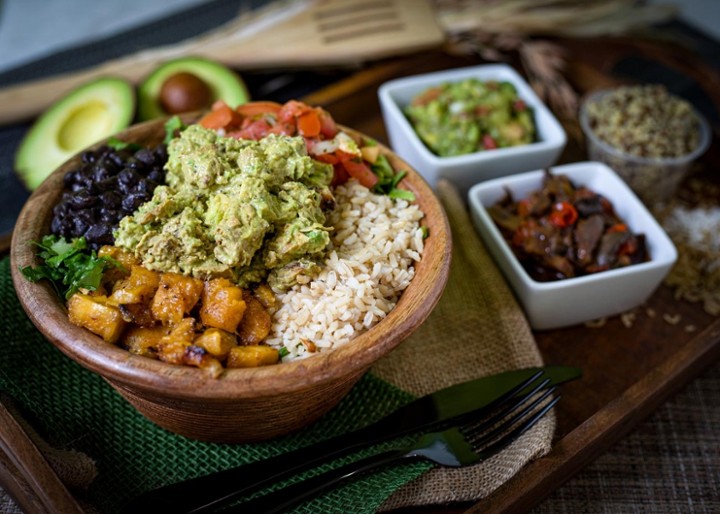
[513,99,527,112]
[314,153,339,165]
[297,110,322,138]
[199,102,241,130]
[318,108,338,138]
[342,158,378,189]
[335,149,360,162]
[331,163,350,187]
[483,134,497,150]
[230,118,273,140]
[235,101,282,118]
[548,201,578,228]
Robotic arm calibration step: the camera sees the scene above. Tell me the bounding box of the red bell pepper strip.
[549,201,578,228]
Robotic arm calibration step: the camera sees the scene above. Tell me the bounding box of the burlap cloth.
[375,178,553,510]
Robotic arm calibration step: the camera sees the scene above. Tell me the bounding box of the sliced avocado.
[15,77,135,190]
[138,57,250,121]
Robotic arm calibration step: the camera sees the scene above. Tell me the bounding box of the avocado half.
[15,77,135,190]
[138,57,250,121]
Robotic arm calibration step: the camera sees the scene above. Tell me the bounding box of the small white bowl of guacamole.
[378,64,566,195]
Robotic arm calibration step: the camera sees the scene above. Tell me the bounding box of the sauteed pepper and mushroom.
[488,171,649,282]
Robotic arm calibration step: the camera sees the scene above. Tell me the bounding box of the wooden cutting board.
[0,0,444,125]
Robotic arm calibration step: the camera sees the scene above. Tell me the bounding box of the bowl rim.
[578,88,712,166]
[377,63,567,166]
[467,161,678,292]
[10,114,452,400]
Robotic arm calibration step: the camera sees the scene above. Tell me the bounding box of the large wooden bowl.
[10,112,451,443]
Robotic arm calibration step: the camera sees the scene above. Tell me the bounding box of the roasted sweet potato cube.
[98,245,137,284]
[110,265,160,305]
[151,273,203,325]
[182,346,224,378]
[157,318,196,364]
[122,325,170,358]
[163,317,196,343]
[194,328,237,358]
[237,294,272,345]
[98,245,138,268]
[157,339,190,365]
[200,278,246,332]
[119,303,156,327]
[253,283,277,310]
[226,345,279,368]
[67,293,126,344]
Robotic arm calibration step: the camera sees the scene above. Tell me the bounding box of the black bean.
[100,209,119,222]
[85,224,114,244]
[147,169,164,183]
[92,165,112,183]
[133,181,152,194]
[63,170,81,187]
[100,190,122,208]
[69,191,96,209]
[50,142,168,242]
[81,151,97,164]
[72,217,89,236]
[118,168,140,187]
[121,193,146,212]
[135,148,155,165]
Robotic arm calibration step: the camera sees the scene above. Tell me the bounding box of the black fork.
[227,387,560,514]
[119,369,566,514]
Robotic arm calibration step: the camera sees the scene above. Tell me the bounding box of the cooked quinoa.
[585,84,701,159]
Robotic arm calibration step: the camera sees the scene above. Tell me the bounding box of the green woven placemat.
[0,257,431,513]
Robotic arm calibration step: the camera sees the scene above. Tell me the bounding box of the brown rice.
[265,180,425,361]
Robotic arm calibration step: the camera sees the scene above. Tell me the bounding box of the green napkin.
[0,257,431,513]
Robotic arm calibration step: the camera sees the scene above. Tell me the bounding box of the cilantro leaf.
[164,116,186,144]
[107,136,141,151]
[20,235,120,299]
[370,154,416,201]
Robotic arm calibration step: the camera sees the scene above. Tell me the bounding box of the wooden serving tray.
[2,36,720,513]
[302,40,720,513]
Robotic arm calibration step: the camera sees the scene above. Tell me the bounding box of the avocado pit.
[159,72,213,114]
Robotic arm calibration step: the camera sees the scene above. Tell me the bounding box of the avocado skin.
[138,57,250,121]
[14,77,135,191]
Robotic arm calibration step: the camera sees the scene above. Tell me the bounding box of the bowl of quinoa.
[579,85,710,207]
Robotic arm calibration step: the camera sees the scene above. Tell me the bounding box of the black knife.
[120,365,581,514]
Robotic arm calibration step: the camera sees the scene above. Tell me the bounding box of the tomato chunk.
[342,159,378,189]
[297,111,322,138]
[199,102,241,130]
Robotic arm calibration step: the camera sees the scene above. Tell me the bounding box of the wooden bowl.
[10,113,451,443]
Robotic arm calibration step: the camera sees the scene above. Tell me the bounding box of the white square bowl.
[378,64,567,195]
[468,161,678,330]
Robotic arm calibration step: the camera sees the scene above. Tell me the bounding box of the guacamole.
[404,78,536,157]
[114,124,334,290]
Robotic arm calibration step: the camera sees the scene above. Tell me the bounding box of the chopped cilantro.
[20,235,121,299]
[107,136,141,151]
[420,226,430,239]
[164,116,187,144]
[370,154,416,201]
